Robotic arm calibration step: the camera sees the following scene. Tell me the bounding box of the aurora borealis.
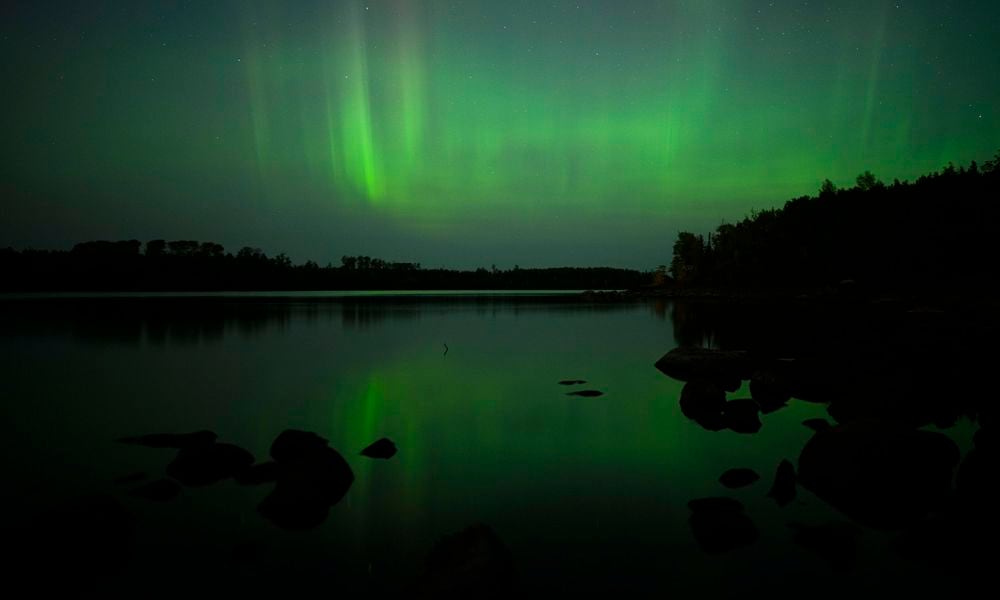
[2,1,998,267]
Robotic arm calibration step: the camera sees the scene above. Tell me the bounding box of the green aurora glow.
[2,0,998,266]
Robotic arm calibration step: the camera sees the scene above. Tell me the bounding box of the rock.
[679,381,727,431]
[235,461,282,485]
[797,421,959,529]
[116,430,217,449]
[419,524,514,595]
[767,459,796,507]
[270,429,329,463]
[687,497,759,554]
[654,347,752,386]
[128,478,181,502]
[723,399,762,434]
[258,432,354,530]
[558,380,586,385]
[790,521,862,571]
[750,370,791,413]
[167,442,255,487]
[361,437,397,459]
[681,381,726,411]
[680,381,726,431]
[566,390,604,397]
[719,468,760,489]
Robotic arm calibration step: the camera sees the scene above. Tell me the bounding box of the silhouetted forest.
[670,151,1000,293]
[0,241,646,292]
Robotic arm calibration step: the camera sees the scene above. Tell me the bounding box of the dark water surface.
[0,294,978,595]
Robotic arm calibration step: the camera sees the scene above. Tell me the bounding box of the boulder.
[679,381,727,431]
[797,420,959,529]
[270,429,329,463]
[655,347,751,387]
[258,430,354,530]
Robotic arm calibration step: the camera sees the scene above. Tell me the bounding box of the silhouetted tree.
[167,240,200,256]
[145,239,166,257]
[668,151,1000,293]
[855,171,880,191]
[670,232,707,284]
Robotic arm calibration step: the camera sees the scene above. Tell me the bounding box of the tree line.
[0,241,647,292]
[669,151,1000,293]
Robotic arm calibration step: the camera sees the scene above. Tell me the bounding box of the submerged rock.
[797,421,959,529]
[116,430,217,449]
[687,497,759,554]
[361,437,398,459]
[258,429,354,530]
[167,442,255,487]
[419,523,515,596]
[566,390,604,397]
[767,459,796,507]
[128,478,181,502]
[719,468,760,489]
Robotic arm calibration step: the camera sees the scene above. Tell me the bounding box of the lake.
[0,294,980,595]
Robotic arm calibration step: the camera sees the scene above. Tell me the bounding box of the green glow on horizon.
[3,0,998,263]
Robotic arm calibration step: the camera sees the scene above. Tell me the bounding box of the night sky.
[2,1,998,268]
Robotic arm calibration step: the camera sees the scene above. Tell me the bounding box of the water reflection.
[0,295,989,594]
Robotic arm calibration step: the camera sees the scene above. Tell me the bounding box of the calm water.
[0,295,973,595]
